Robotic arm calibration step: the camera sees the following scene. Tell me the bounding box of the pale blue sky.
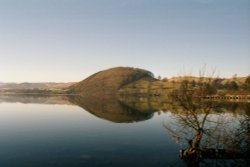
[0,0,249,82]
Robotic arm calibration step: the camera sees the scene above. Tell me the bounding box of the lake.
[0,95,249,167]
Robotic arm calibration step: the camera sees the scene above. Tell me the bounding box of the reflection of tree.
[165,76,249,166]
[165,102,249,166]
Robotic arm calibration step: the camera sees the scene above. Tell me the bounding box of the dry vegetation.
[68,67,154,96]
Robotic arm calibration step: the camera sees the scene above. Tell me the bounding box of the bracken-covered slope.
[68,67,154,96]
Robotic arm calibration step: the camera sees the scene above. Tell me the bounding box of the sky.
[0,0,249,82]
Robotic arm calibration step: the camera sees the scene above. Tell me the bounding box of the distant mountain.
[0,82,75,90]
[68,67,155,96]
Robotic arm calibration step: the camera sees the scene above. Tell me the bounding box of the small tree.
[230,81,239,90]
[211,78,223,89]
[225,81,239,91]
[245,76,250,91]
[162,77,168,82]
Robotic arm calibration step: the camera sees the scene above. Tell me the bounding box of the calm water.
[0,95,249,167]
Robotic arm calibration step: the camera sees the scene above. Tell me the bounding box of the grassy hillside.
[119,75,250,97]
[119,79,176,96]
[68,67,154,96]
[68,66,249,97]
[169,76,248,85]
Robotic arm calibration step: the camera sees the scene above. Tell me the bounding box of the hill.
[0,82,75,90]
[119,74,250,97]
[68,67,155,96]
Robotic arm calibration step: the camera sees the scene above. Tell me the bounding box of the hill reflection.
[66,95,155,123]
[0,94,155,123]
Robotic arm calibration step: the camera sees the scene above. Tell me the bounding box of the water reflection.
[66,95,155,123]
[0,94,71,105]
[0,94,155,123]
[0,94,249,166]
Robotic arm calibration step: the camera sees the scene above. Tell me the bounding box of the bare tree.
[165,67,249,165]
